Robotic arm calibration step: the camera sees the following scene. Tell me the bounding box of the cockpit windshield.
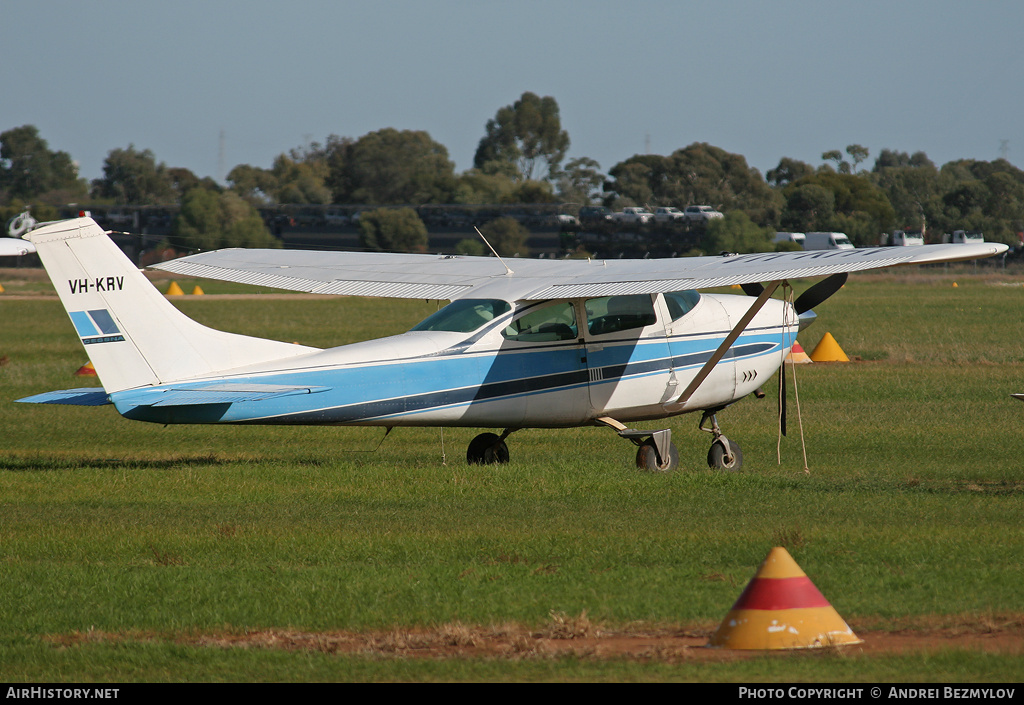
[663,290,701,321]
[409,299,512,333]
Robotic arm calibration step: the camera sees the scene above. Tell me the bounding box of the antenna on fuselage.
[474,226,515,276]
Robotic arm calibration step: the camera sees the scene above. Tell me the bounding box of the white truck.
[943,230,984,244]
[612,207,654,225]
[803,232,854,250]
[683,205,724,223]
[653,206,686,224]
[889,230,924,246]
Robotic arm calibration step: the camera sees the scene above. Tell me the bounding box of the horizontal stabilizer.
[113,383,331,408]
[17,388,111,406]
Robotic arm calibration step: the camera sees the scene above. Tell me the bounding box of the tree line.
[3,91,1023,255]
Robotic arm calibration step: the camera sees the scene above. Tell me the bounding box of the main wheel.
[466,432,510,465]
[635,438,679,472]
[707,439,743,470]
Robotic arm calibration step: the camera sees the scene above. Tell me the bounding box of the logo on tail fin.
[69,310,125,344]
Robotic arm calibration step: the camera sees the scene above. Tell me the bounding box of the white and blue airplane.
[17,217,1007,471]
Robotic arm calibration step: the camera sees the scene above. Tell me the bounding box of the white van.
[773,232,805,246]
[803,232,854,250]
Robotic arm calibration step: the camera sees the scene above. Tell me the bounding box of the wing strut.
[676,280,781,406]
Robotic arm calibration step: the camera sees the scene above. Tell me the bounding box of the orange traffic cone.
[191,285,204,295]
[785,341,812,364]
[74,361,97,376]
[708,547,861,650]
[809,332,849,362]
[166,281,184,296]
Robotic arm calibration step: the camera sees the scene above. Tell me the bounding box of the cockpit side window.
[664,290,701,321]
[585,294,657,336]
[502,301,578,342]
[409,299,512,333]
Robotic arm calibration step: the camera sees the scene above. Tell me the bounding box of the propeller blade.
[794,273,848,314]
[740,282,765,297]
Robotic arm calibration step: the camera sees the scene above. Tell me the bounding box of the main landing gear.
[466,429,513,465]
[600,412,743,472]
[465,413,743,472]
[596,417,680,472]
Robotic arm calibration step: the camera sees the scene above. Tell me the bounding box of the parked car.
[578,206,614,229]
[684,205,724,223]
[653,207,686,224]
[612,207,654,225]
[324,209,349,227]
[554,214,581,231]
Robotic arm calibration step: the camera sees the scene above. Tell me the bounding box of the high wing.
[150,243,1008,301]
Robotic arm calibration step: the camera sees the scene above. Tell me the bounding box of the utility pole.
[218,129,226,185]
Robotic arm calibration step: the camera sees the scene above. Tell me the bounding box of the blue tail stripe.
[88,309,120,335]
[69,311,99,337]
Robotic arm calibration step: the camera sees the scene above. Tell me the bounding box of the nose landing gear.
[700,410,743,470]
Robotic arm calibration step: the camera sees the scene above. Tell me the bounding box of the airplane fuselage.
[109,292,798,429]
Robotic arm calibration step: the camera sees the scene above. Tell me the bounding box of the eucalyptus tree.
[90,145,176,205]
[0,125,85,203]
[330,129,457,205]
[474,92,570,182]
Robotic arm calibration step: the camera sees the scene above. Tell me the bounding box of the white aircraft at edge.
[0,237,36,256]
[18,217,1007,471]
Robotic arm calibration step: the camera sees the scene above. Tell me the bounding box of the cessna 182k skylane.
[17,217,1007,471]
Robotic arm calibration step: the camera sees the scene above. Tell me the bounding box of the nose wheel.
[700,411,743,470]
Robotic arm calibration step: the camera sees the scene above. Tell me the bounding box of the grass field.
[1,265,1023,682]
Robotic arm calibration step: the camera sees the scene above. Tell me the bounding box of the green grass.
[1,267,1023,681]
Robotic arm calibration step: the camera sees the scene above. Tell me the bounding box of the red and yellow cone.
[785,341,812,364]
[809,332,849,362]
[74,361,97,376]
[708,547,861,650]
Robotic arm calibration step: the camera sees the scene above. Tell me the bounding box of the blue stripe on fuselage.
[111,329,790,425]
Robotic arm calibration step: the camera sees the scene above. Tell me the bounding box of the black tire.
[466,432,510,465]
[707,439,743,470]
[635,439,679,472]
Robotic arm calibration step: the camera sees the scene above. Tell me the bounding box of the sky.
[3,0,1023,187]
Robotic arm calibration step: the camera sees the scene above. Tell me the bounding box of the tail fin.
[26,218,318,393]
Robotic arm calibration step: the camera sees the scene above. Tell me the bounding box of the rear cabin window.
[502,302,578,342]
[664,290,701,321]
[410,299,511,333]
[585,294,657,336]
